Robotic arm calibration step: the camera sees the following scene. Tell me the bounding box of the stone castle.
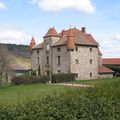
[30,27,113,80]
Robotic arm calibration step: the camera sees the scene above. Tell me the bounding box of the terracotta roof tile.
[98,66,114,74]
[32,43,43,49]
[102,58,120,65]
[44,27,59,38]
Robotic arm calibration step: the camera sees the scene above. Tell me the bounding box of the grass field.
[0,77,119,105]
[0,84,67,105]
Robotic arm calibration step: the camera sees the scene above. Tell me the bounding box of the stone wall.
[31,49,43,75]
[70,45,99,80]
[98,73,113,79]
[52,46,70,74]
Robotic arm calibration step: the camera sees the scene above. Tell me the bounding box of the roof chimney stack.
[82,27,86,33]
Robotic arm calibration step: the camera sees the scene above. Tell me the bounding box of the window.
[90,59,92,64]
[47,56,49,64]
[37,50,39,54]
[90,48,92,52]
[37,57,39,64]
[57,47,61,52]
[75,47,78,51]
[58,70,61,73]
[90,73,92,77]
[75,59,78,64]
[57,56,60,65]
[46,43,50,50]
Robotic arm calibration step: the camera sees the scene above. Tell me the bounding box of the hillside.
[0,43,30,59]
[0,43,31,69]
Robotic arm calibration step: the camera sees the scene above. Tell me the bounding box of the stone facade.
[30,27,114,80]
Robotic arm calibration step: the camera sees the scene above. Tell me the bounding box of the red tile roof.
[44,27,59,38]
[30,37,36,49]
[58,28,98,47]
[32,43,43,50]
[102,58,120,65]
[98,66,114,74]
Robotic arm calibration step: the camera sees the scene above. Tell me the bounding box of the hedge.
[51,73,76,83]
[11,76,50,85]
[0,85,120,120]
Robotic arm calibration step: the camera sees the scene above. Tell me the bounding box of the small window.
[75,59,78,64]
[46,43,50,50]
[47,56,49,64]
[90,59,92,64]
[37,50,39,54]
[57,47,61,52]
[58,70,61,73]
[90,73,92,77]
[57,56,60,65]
[75,47,78,51]
[37,57,39,64]
[90,48,92,52]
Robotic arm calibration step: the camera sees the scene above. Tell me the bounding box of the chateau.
[30,27,113,80]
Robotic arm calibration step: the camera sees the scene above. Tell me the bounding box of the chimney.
[81,27,86,33]
[67,29,75,50]
[30,36,36,50]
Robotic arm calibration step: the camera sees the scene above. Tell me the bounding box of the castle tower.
[30,36,36,50]
[67,28,75,50]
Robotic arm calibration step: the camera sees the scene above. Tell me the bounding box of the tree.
[0,46,13,84]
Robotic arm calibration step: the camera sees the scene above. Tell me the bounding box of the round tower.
[67,28,75,50]
[30,36,36,50]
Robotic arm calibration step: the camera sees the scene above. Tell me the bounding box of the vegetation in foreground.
[0,78,120,119]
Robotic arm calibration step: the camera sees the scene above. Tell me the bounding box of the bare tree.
[0,46,13,84]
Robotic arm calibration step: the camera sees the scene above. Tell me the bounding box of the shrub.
[11,76,50,85]
[51,73,76,83]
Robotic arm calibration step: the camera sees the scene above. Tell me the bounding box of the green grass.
[72,77,120,85]
[0,84,67,105]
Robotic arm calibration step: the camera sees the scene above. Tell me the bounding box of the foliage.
[105,65,120,75]
[0,79,120,119]
[51,73,76,83]
[0,43,30,59]
[11,76,50,85]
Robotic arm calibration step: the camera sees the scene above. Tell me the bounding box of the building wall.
[52,46,70,74]
[98,54,102,66]
[70,46,99,80]
[98,73,113,79]
[31,49,43,75]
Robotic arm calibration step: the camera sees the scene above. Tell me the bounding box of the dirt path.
[51,83,94,88]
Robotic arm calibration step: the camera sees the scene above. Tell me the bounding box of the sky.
[0,0,120,58]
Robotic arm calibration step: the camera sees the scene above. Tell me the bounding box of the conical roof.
[44,27,59,38]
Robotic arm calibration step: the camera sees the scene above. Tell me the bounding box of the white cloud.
[0,1,7,10]
[0,27,31,45]
[115,33,120,40]
[30,0,95,14]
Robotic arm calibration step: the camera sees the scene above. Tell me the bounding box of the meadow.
[0,77,120,119]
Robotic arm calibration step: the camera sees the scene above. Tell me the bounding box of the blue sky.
[0,0,120,58]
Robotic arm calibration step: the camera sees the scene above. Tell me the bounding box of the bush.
[11,76,50,85]
[0,85,120,120]
[51,73,76,83]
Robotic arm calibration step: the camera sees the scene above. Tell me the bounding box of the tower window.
[37,50,39,54]
[90,48,92,52]
[90,59,92,64]
[47,56,49,64]
[46,43,50,50]
[75,47,78,51]
[90,73,92,77]
[57,47,61,52]
[75,59,78,64]
[57,56,60,65]
[58,70,61,73]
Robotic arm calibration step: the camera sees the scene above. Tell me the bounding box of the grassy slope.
[0,84,67,105]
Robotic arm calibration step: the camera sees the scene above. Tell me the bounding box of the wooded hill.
[0,43,30,59]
